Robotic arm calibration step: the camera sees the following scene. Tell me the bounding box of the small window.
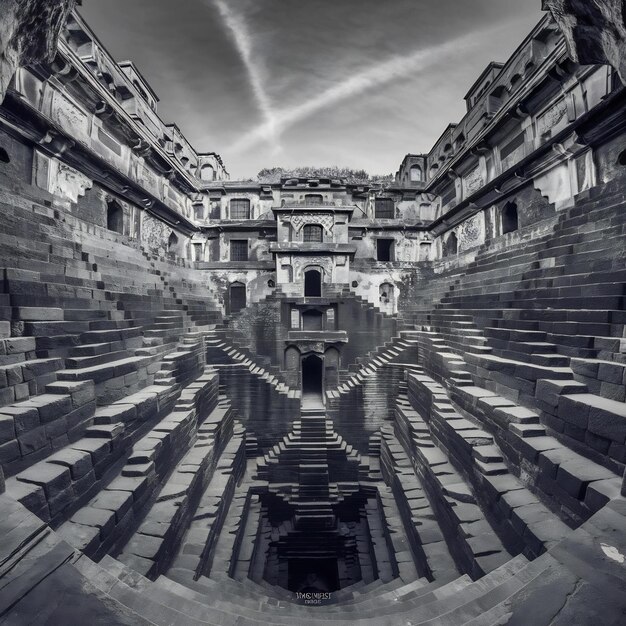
[230,239,249,261]
[377,239,394,262]
[304,194,323,205]
[0,147,10,163]
[194,205,204,221]
[375,198,394,219]
[200,164,215,181]
[230,199,251,220]
[618,150,626,166]
[303,224,323,242]
[410,166,422,182]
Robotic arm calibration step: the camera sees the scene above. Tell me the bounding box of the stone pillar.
[543,0,626,85]
[0,0,79,103]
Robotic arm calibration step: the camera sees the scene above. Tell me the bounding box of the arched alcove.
[379,282,395,315]
[502,201,519,234]
[284,346,301,387]
[444,232,458,257]
[200,164,215,181]
[0,147,10,164]
[167,231,179,252]
[304,269,322,297]
[106,200,124,234]
[324,347,340,388]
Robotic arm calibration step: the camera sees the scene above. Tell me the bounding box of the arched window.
[107,200,124,234]
[502,201,519,234]
[167,231,179,252]
[304,269,322,297]
[230,198,251,220]
[304,194,323,205]
[0,147,10,163]
[618,150,626,166]
[444,232,458,257]
[303,224,323,243]
[410,165,422,182]
[200,164,215,181]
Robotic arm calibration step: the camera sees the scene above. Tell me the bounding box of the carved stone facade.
[543,0,626,84]
[0,0,78,102]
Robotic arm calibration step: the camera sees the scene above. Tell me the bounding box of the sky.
[80,0,545,180]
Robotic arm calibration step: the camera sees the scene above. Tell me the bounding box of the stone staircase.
[404,176,626,477]
[2,486,626,624]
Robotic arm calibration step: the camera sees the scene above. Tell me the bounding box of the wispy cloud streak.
[211,0,278,149]
[230,22,508,154]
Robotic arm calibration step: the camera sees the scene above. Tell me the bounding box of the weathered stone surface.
[0,0,79,102]
[543,0,626,84]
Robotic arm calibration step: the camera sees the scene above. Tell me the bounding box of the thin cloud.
[230,21,510,155]
[211,0,279,151]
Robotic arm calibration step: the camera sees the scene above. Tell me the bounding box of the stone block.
[46,380,95,408]
[587,398,626,443]
[47,448,93,479]
[536,379,587,408]
[0,440,21,464]
[0,414,15,444]
[56,521,100,554]
[92,490,133,523]
[557,395,590,428]
[47,485,76,518]
[21,394,72,424]
[13,307,63,321]
[71,507,116,539]
[18,425,48,456]
[17,462,71,498]
[5,476,47,512]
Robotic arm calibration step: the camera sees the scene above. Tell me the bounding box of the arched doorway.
[229,282,246,315]
[302,354,324,407]
[107,200,123,234]
[304,269,322,297]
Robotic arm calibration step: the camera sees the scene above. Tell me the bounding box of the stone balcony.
[287,330,348,344]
